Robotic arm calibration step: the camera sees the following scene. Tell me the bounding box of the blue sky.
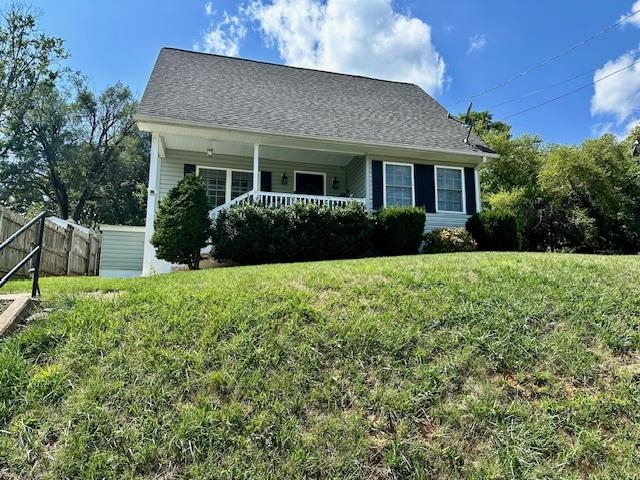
[14,0,640,145]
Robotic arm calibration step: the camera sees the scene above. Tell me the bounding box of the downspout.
[474,156,487,212]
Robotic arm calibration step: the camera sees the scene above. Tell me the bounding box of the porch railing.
[210,191,366,220]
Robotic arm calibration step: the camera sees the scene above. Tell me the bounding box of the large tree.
[0,4,65,157]
[1,76,147,224]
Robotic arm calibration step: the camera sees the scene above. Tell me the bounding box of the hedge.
[212,201,374,265]
[374,206,426,256]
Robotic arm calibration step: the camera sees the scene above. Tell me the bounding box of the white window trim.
[382,161,415,208]
[196,165,254,204]
[435,165,466,214]
[293,170,326,195]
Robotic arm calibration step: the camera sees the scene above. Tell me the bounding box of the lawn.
[1,253,640,479]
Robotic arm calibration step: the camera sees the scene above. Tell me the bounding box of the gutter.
[133,114,500,160]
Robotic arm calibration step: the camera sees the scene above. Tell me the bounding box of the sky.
[11,0,640,145]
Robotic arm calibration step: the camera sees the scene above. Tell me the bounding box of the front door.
[295,172,325,195]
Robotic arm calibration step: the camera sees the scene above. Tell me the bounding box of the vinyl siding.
[160,149,349,199]
[425,212,470,231]
[345,156,366,197]
[368,155,476,230]
[99,228,145,275]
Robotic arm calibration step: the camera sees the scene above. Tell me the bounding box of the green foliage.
[0,5,66,157]
[536,136,640,252]
[488,187,538,250]
[0,74,145,225]
[212,201,374,265]
[151,174,211,269]
[422,227,477,253]
[2,253,640,478]
[480,134,544,196]
[466,210,520,251]
[467,108,640,254]
[374,206,425,255]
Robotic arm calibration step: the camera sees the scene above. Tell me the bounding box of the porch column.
[253,143,260,197]
[142,133,171,276]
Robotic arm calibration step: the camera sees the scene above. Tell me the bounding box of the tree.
[0,4,66,157]
[0,76,146,224]
[538,135,640,252]
[151,174,211,270]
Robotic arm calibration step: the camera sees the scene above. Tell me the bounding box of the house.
[134,47,496,275]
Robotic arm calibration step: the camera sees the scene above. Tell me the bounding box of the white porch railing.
[210,190,366,220]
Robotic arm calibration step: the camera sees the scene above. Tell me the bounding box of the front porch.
[154,136,369,219]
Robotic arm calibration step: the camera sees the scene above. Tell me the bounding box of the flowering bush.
[422,227,477,254]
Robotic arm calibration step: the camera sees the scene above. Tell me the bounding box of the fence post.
[85,232,93,276]
[64,224,74,275]
[31,215,45,298]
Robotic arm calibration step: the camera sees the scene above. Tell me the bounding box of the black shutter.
[184,163,196,175]
[414,164,426,208]
[424,165,436,213]
[464,167,477,214]
[260,171,272,192]
[372,160,383,209]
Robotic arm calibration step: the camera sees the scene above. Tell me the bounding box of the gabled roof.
[137,48,491,154]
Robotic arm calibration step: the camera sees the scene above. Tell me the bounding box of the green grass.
[1,253,640,479]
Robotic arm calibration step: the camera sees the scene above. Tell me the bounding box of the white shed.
[99,225,145,278]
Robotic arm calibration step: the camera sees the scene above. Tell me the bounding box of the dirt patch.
[0,300,11,315]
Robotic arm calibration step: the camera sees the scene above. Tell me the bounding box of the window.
[231,171,253,199]
[384,162,413,207]
[198,167,253,207]
[436,166,465,213]
[199,168,227,207]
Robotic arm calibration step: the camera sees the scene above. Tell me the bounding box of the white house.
[132,47,496,275]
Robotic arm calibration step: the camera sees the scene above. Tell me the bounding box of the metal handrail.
[0,211,46,297]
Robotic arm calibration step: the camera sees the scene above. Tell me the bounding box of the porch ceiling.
[161,133,358,166]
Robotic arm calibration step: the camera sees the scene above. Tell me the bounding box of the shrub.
[151,174,211,269]
[374,206,425,256]
[212,203,294,265]
[212,201,374,265]
[466,210,520,251]
[422,228,477,253]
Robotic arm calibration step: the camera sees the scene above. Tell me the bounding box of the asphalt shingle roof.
[137,48,490,154]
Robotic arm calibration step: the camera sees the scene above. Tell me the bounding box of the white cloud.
[246,0,446,94]
[621,0,640,28]
[466,34,486,55]
[196,11,247,57]
[590,47,640,132]
[204,1,214,16]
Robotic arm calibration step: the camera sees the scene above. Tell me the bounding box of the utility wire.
[501,57,640,120]
[487,67,596,109]
[447,7,640,108]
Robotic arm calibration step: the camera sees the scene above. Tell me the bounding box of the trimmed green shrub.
[212,203,294,265]
[151,174,211,269]
[422,227,477,253]
[466,210,520,251]
[374,206,425,256]
[212,201,374,265]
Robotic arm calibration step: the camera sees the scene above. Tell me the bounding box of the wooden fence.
[0,207,101,277]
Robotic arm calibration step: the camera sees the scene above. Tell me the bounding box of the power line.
[501,57,640,120]
[487,67,596,110]
[447,7,640,108]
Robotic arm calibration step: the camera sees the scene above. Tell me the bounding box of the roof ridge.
[161,47,420,88]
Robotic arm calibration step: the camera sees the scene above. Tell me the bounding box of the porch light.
[332,176,339,190]
[281,172,288,185]
[206,148,214,157]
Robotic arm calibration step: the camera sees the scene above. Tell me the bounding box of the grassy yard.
[1,253,640,479]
